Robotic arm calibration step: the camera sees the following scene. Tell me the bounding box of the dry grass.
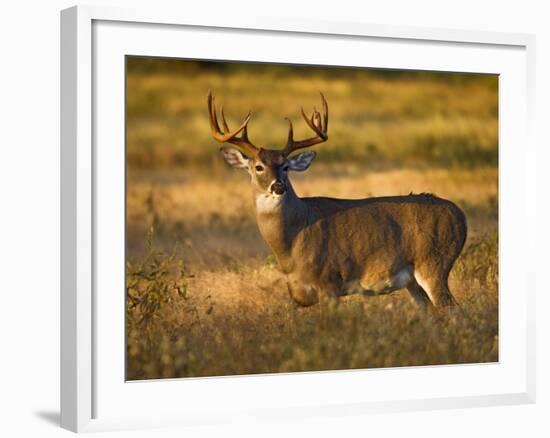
[126,168,498,380]
[126,229,498,379]
[126,58,497,169]
[126,59,498,380]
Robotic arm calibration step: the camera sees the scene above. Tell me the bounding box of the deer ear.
[287,151,316,172]
[220,147,250,171]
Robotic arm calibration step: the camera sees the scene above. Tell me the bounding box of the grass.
[126,167,498,380]
[126,227,498,380]
[126,58,498,170]
[126,58,498,380]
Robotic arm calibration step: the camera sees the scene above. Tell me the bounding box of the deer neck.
[254,184,307,264]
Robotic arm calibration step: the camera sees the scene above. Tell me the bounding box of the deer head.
[207,91,328,199]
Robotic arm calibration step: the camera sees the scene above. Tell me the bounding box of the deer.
[207,91,467,309]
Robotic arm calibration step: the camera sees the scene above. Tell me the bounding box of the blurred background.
[127,57,498,170]
[126,57,498,380]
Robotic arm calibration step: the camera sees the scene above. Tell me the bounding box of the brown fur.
[257,187,467,308]
[222,146,467,309]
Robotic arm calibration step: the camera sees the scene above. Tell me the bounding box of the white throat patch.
[256,193,284,212]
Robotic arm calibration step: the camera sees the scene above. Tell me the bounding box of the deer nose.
[270,180,286,195]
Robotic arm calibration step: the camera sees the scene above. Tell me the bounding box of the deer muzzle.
[270,180,286,196]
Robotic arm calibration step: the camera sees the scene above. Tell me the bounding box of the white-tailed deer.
[208,91,467,308]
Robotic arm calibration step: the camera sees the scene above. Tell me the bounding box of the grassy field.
[126,58,498,380]
[126,58,498,170]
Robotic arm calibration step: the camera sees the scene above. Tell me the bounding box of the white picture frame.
[60,4,536,433]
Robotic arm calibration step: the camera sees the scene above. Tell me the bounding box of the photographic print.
[125,57,498,380]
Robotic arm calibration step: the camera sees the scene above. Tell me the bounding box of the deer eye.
[255,165,264,172]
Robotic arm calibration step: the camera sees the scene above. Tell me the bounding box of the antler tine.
[283,92,329,156]
[207,91,258,156]
[285,117,294,145]
[322,92,328,132]
[207,92,221,136]
[220,105,230,133]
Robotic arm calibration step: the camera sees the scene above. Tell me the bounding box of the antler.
[207,91,259,157]
[282,92,328,157]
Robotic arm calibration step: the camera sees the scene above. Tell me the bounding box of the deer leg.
[431,281,458,307]
[319,286,340,308]
[317,284,341,328]
[406,278,434,309]
[286,277,319,307]
[414,270,457,308]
